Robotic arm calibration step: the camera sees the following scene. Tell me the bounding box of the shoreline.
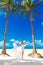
[0,49,43,63]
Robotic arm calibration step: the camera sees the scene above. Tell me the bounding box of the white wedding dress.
[12,43,22,60]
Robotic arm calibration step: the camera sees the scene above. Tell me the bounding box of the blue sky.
[0,0,43,49]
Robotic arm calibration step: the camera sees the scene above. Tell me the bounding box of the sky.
[0,0,43,49]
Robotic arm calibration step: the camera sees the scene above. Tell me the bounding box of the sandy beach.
[0,49,43,65]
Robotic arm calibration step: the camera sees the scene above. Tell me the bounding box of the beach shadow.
[0,60,43,65]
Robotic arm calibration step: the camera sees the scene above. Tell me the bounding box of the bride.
[12,41,26,60]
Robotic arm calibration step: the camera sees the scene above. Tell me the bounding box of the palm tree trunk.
[30,14,37,53]
[31,22,37,53]
[28,14,43,58]
[1,21,8,54]
[1,7,10,56]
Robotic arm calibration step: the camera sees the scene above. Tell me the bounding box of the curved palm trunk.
[28,14,43,58]
[31,21,37,53]
[1,8,10,56]
[1,21,8,54]
[29,14,37,53]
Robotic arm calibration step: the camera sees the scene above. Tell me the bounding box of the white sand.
[0,49,43,64]
[0,49,43,59]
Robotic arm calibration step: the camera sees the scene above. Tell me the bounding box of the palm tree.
[19,0,43,58]
[0,0,19,56]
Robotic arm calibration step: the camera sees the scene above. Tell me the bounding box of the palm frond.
[31,10,43,18]
[28,0,33,6]
[0,2,6,5]
[20,9,27,16]
[25,2,30,7]
[11,2,26,10]
[12,10,17,15]
[0,5,6,10]
[24,11,29,18]
[12,8,17,15]
[31,0,43,8]
[17,5,26,10]
[11,2,19,6]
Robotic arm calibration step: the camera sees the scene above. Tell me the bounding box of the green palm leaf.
[12,7,17,15]
[24,11,29,18]
[32,0,43,8]
[20,9,27,16]
[31,10,43,18]
[28,0,33,6]
[0,5,6,10]
[0,2,6,5]
[12,10,17,15]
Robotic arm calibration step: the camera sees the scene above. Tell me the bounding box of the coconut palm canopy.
[0,0,43,49]
[19,0,43,17]
[0,0,20,14]
[0,0,21,55]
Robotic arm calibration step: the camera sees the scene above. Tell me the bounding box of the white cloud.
[23,40,27,43]
[10,39,32,48]
[26,41,32,46]
[0,41,10,47]
[10,39,43,48]
[10,39,15,42]
[15,40,20,44]
[41,43,43,46]
[41,22,43,25]
[0,41,4,46]
[35,40,41,44]
[10,39,21,44]
[35,40,43,46]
